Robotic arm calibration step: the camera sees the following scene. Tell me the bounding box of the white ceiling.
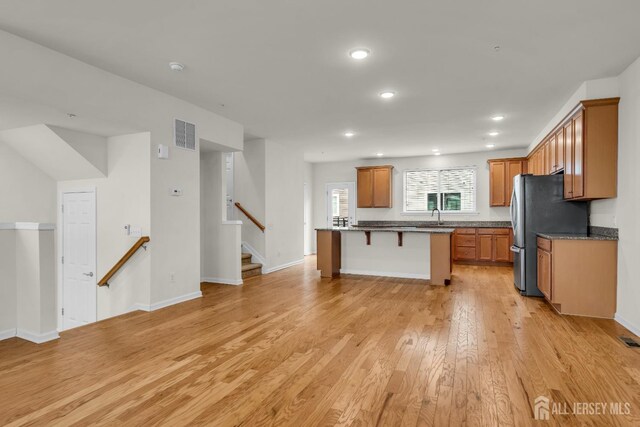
[1,0,639,162]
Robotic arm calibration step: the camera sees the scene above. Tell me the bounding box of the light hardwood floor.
[1,257,639,426]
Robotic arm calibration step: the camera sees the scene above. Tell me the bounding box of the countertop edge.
[536,232,618,241]
[316,227,454,234]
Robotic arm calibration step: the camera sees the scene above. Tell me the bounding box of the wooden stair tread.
[241,263,262,272]
[241,253,252,260]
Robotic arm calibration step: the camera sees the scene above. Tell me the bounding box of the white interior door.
[326,182,356,228]
[62,191,97,330]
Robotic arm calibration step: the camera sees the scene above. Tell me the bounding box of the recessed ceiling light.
[376,152,384,157]
[67,113,76,118]
[379,91,396,99]
[488,131,499,136]
[432,148,440,152]
[434,152,441,156]
[492,115,504,121]
[344,131,355,138]
[349,48,370,60]
[169,62,184,71]
[486,144,496,148]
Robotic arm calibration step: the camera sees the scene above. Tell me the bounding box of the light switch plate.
[158,144,169,159]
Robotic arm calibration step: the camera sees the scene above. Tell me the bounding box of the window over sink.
[403,167,477,214]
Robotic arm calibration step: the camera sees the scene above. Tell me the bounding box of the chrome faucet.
[431,208,443,225]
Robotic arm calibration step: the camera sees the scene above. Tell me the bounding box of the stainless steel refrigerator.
[510,174,589,296]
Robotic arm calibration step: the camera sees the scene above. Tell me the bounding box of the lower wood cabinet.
[453,228,513,264]
[537,246,552,300]
[536,237,617,318]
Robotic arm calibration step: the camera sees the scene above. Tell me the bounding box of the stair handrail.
[98,236,150,287]
[234,202,265,232]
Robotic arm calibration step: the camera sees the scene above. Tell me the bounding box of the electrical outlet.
[170,273,175,283]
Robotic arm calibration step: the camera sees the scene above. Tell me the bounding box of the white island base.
[341,231,431,279]
[316,228,452,285]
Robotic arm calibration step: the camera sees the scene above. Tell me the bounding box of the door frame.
[225,152,234,221]
[57,187,98,331]
[303,182,312,255]
[325,182,356,228]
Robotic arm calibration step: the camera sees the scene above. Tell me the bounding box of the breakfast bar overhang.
[316,227,454,285]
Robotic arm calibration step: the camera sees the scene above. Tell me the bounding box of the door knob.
[83,272,94,277]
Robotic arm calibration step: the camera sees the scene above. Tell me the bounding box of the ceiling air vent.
[174,119,196,151]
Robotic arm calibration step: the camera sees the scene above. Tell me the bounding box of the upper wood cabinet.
[488,158,527,207]
[529,98,619,200]
[356,165,393,208]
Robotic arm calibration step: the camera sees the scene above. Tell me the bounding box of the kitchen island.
[316,227,454,285]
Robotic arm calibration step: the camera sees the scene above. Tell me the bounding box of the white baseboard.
[615,313,640,337]
[131,291,202,312]
[340,269,429,280]
[241,241,266,266]
[16,329,59,344]
[201,276,243,286]
[264,258,304,274]
[0,328,17,341]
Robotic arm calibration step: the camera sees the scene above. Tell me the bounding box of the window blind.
[404,170,439,212]
[440,168,475,211]
[404,167,476,213]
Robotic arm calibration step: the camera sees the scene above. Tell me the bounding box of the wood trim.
[98,236,150,287]
[486,156,527,164]
[355,165,394,170]
[234,202,266,232]
[581,97,621,108]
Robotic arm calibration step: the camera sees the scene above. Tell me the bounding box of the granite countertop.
[316,227,454,234]
[536,232,618,241]
[354,220,512,228]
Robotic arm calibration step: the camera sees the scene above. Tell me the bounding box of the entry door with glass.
[326,182,356,228]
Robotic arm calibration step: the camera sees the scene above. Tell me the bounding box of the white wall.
[265,141,304,270]
[304,162,314,255]
[200,150,242,285]
[312,148,526,238]
[16,229,56,340]
[58,132,151,320]
[527,77,620,153]
[2,29,243,314]
[234,139,267,257]
[0,225,57,343]
[233,139,305,271]
[0,230,17,337]
[0,142,56,223]
[590,59,640,335]
[527,70,640,335]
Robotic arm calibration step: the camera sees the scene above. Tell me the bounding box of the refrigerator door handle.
[510,245,521,253]
[510,187,517,235]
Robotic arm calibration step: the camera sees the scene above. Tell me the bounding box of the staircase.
[242,252,262,279]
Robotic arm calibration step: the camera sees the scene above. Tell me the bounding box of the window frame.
[402,166,478,215]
